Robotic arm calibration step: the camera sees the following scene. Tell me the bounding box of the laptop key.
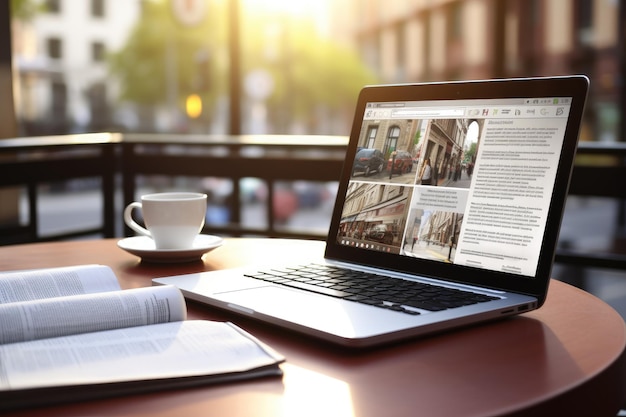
[282,280,352,298]
[402,300,448,311]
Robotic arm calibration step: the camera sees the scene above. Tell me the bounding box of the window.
[447,2,463,41]
[91,0,105,18]
[365,126,378,148]
[47,37,62,59]
[574,0,593,45]
[50,81,67,120]
[92,41,105,62]
[395,22,405,76]
[384,126,400,156]
[46,0,61,14]
[528,0,541,26]
[88,82,109,128]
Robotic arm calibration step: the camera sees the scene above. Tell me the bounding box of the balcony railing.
[119,133,347,239]
[1,133,625,272]
[0,133,347,244]
[0,133,120,243]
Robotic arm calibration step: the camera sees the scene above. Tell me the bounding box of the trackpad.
[215,286,362,336]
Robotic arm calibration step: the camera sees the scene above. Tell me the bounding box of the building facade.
[357,118,421,158]
[339,0,621,142]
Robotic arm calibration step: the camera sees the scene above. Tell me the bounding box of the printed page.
[0,320,284,392]
[0,265,121,304]
[0,285,187,344]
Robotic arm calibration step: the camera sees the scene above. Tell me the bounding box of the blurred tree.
[109,0,225,128]
[242,11,377,132]
[10,0,41,20]
[109,0,377,133]
[465,142,477,164]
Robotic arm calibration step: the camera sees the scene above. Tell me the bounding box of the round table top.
[1,237,625,417]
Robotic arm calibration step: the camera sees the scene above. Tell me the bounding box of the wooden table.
[1,238,625,417]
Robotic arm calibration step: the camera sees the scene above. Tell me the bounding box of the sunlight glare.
[243,0,327,16]
[242,0,330,34]
[281,363,355,417]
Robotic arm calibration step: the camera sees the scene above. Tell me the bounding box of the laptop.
[154,75,589,347]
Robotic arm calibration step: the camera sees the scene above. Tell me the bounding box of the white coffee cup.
[124,192,207,250]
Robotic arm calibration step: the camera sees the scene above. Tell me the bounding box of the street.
[403,240,456,263]
[361,164,473,188]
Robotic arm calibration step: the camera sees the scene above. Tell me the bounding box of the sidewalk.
[403,240,456,263]
[434,170,472,188]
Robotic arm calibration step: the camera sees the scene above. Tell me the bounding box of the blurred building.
[339,0,621,142]
[8,0,623,141]
[12,0,141,135]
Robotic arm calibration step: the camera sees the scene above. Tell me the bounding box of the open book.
[0,265,285,410]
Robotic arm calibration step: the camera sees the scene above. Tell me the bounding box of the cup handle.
[124,202,151,237]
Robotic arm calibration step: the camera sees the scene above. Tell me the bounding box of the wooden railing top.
[0,133,123,149]
[575,140,626,154]
[0,133,349,150]
[122,133,349,148]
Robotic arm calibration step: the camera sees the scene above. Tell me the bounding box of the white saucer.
[117,235,223,263]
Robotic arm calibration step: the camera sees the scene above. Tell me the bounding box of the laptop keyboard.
[244,264,500,316]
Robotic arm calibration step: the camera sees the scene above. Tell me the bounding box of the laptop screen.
[334,96,573,278]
